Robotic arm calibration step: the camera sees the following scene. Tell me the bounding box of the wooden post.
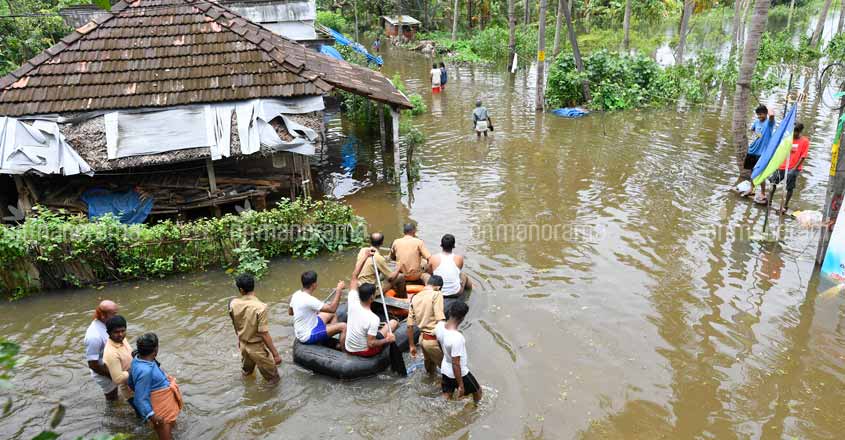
[13,175,33,216]
[205,158,217,192]
[379,103,387,151]
[535,0,547,111]
[391,107,401,183]
[816,93,845,265]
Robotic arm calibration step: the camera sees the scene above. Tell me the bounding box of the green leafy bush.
[0,199,365,297]
[316,11,348,33]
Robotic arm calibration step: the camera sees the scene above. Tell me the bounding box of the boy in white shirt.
[345,248,399,356]
[288,271,346,347]
[435,301,482,403]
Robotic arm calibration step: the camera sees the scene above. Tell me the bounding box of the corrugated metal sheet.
[0,0,411,117]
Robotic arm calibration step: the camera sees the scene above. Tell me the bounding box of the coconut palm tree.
[676,0,694,64]
[452,0,460,40]
[561,0,590,101]
[622,0,632,51]
[553,0,565,56]
[732,0,770,178]
[508,0,517,70]
[810,0,833,47]
[536,0,548,110]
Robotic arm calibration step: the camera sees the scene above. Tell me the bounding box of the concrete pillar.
[391,107,401,183]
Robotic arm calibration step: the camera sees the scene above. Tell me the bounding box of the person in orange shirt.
[389,223,431,285]
[769,122,809,215]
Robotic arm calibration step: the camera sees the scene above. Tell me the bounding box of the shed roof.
[381,15,421,26]
[0,0,411,117]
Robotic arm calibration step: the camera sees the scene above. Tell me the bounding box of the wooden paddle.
[371,254,407,376]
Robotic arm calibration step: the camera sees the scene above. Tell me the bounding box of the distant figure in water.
[472,100,491,138]
[430,63,442,93]
[84,299,119,401]
[373,36,381,52]
[436,301,482,403]
[129,333,183,440]
[289,270,347,348]
[769,122,810,215]
[229,273,282,384]
[439,62,448,90]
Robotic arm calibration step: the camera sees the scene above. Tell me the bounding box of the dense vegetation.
[0,199,365,298]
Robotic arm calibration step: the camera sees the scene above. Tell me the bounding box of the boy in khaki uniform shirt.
[407,275,446,374]
[229,274,281,384]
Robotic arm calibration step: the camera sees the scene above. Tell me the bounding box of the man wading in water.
[472,100,492,139]
[229,274,282,384]
[84,299,120,401]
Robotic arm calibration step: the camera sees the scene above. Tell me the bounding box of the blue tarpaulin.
[551,108,589,118]
[320,45,344,61]
[81,188,154,224]
[323,27,383,66]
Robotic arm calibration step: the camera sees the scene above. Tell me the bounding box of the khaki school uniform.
[390,236,431,281]
[229,295,279,381]
[408,288,445,373]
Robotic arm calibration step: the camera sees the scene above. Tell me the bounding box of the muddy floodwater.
[4,45,845,439]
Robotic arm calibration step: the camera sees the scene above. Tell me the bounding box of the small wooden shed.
[380,15,421,40]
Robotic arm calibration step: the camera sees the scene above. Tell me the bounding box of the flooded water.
[4,44,845,439]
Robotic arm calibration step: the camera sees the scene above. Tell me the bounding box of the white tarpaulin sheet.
[0,116,92,176]
[105,96,324,160]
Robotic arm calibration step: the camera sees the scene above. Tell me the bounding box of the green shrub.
[316,11,348,33]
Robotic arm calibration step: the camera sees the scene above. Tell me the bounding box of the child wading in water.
[435,301,482,403]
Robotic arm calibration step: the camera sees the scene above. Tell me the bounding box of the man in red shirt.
[769,122,809,214]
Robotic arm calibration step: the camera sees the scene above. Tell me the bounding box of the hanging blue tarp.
[81,188,154,224]
[323,27,383,66]
[320,45,344,61]
[751,104,797,186]
[551,108,589,118]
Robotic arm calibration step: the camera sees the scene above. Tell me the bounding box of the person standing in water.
[769,122,810,215]
[84,299,119,401]
[229,273,282,384]
[430,63,442,94]
[428,233,472,297]
[373,36,381,52]
[407,275,446,374]
[102,315,133,400]
[129,333,183,440]
[472,100,491,139]
[439,62,448,90]
[436,301,482,403]
[743,104,775,204]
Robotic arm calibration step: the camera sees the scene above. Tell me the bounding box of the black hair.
[106,315,127,334]
[794,122,805,135]
[432,63,437,69]
[236,273,254,293]
[359,283,376,302]
[370,232,385,247]
[136,333,159,356]
[440,234,456,252]
[755,105,768,115]
[439,62,445,68]
[301,270,318,288]
[447,301,469,321]
[403,223,416,234]
[428,274,444,287]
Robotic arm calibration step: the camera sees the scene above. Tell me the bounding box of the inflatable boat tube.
[293,320,418,378]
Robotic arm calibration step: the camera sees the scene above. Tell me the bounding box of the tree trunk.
[452,0,460,39]
[839,0,845,34]
[524,0,531,25]
[676,0,694,65]
[732,0,770,179]
[787,0,795,31]
[811,0,833,47]
[354,0,360,41]
[730,0,742,57]
[508,0,517,70]
[622,0,632,51]
[536,0,548,110]
[561,0,590,101]
[553,0,564,56]
[468,0,473,29]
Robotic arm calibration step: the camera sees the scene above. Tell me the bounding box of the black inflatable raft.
[293,320,418,379]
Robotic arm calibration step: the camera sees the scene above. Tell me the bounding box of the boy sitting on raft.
[436,301,482,403]
[345,248,399,356]
[289,271,346,348]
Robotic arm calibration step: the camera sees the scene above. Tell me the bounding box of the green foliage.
[0,200,365,297]
[826,33,845,64]
[316,10,348,33]
[233,240,269,279]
